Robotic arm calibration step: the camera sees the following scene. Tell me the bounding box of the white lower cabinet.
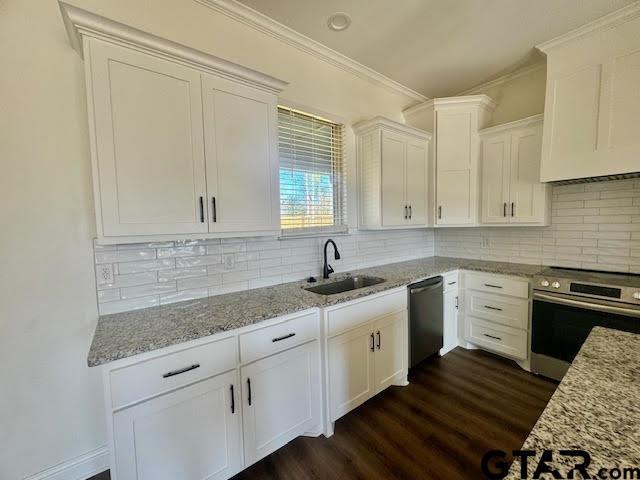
[241,341,321,466]
[325,289,408,425]
[442,289,459,355]
[112,369,243,480]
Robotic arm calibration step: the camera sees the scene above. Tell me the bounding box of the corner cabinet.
[61,4,287,243]
[404,96,496,227]
[354,117,432,229]
[536,4,640,182]
[479,115,550,225]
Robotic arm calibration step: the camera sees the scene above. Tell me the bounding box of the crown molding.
[479,114,543,136]
[537,1,640,53]
[402,94,496,119]
[58,1,288,94]
[456,62,546,96]
[352,116,432,140]
[193,0,428,103]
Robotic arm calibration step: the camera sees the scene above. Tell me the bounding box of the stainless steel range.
[531,267,640,381]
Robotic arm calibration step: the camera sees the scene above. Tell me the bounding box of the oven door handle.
[533,292,640,318]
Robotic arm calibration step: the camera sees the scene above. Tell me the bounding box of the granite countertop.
[506,327,640,479]
[88,256,542,366]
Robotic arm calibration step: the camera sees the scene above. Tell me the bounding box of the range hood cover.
[550,172,640,186]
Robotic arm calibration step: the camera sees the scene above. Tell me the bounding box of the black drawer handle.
[483,305,503,311]
[484,283,503,289]
[230,384,235,414]
[376,330,381,350]
[272,332,296,343]
[247,378,252,406]
[370,333,375,352]
[447,281,457,285]
[162,363,200,378]
[483,334,502,341]
[199,197,204,223]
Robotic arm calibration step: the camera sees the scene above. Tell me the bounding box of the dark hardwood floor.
[89,347,557,480]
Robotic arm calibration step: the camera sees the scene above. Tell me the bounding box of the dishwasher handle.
[409,278,443,295]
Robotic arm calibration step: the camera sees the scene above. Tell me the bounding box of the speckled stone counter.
[88,256,542,366]
[506,327,640,479]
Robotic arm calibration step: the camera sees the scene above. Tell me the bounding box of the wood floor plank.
[89,347,557,480]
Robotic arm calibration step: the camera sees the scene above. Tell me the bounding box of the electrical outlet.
[481,237,491,249]
[97,264,114,285]
[224,254,235,270]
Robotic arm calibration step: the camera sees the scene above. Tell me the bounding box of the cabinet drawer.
[240,311,320,364]
[466,316,527,360]
[465,291,529,330]
[110,336,237,409]
[464,271,529,299]
[326,289,407,337]
[443,271,459,292]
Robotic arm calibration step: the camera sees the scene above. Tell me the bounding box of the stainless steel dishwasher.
[409,276,443,368]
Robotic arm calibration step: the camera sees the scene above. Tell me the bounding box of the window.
[278,106,346,233]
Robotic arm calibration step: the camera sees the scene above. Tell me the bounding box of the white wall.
[0,0,421,477]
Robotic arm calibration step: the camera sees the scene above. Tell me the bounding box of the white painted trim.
[58,1,288,94]
[23,447,109,480]
[278,98,348,127]
[193,0,428,103]
[478,114,544,136]
[536,0,640,53]
[403,94,496,119]
[352,116,432,140]
[456,62,546,96]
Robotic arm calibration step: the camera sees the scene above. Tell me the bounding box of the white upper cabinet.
[354,117,431,229]
[61,4,287,243]
[480,115,550,226]
[404,96,495,227]
[537,4,640,182]
[88,41,209,237]
[202,75,280,233]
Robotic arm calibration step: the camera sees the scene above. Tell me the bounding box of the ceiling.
[236,0,635,98]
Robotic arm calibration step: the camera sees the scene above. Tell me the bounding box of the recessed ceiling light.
[327,12,351,31]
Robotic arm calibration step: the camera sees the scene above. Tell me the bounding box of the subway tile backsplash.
[436,179,640,272]
[94,229,435,314]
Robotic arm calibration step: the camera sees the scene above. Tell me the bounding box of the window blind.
[278,106,346,233]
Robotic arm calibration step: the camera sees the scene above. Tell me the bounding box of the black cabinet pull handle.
[438,206,442,220]
[447,281,457,285]
[272,332,295,342]
[230,384,235,414]
[409,205,412,219]
[404,205,408,219]
[484,333,502,341]
[370,333,375,352]
[511,202,515,217]
[484,305,503,311]
[162,363,200,378]
[484,283,503,289]
[247,378,252,406]
[212,197,217,223]
[376,330,381,350]
[455,296,459,309]
[199,197,204,223]
[503,202,507,217]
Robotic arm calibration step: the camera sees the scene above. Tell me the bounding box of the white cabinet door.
[442,289,459,356]
[510,126,546,224]
[202,75,279,233]
[112,370,242,480]
[436,110,475,225]
[405,139,428,225]
[381,130,407,227]
[241,341,321,466]
[481,133,510,224]
[373,311,406,394]
[89,40,208,237]
[328,323,375,421]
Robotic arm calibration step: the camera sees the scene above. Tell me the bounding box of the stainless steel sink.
[304,276,386,295]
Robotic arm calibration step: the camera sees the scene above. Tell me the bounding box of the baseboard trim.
[24,446,109,480]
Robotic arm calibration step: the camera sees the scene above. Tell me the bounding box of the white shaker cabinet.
[480,115,550,225]
[373,311,406,393]
[537,4,640,182]
[354,117,431,229]
[62,5,287,243]
[112,370,243,480]
[441,271,459,356]
[403,96,495,227]
[241,341,321,466]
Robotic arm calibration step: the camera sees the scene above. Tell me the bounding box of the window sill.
[278,226,349,239]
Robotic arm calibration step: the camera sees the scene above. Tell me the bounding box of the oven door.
[532,292,640,364]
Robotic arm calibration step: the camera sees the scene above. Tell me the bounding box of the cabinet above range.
[61,4,287,244]
[353,117,432,229]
